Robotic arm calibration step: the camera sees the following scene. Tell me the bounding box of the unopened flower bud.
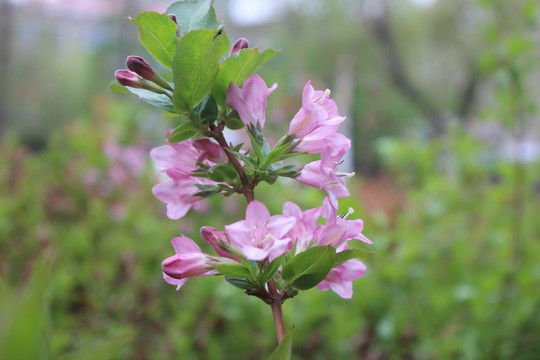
[115,69,168,95]
[167,14,180,37]
[200,226,242,262]
[126,55,172,90]
[115,69,143,88]
[230,37,249,55]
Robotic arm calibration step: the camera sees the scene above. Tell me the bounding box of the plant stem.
[210,124,284,343]
[209,124,254,203]
[268,279,285,344]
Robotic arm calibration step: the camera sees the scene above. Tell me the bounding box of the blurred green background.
[1,0,539,359]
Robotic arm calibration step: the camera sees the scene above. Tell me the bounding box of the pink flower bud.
[168,14,180,37]
[126,56,172,90]
[115,69,143,88]
[126,55,156,82]
[230,37,249,55]
[200,226,242,262]
[167,13,177,24]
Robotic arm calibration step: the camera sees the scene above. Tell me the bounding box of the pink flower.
[317,197,371,247]
[294,126,351,163]
[225,201,296,261]
[316,242,366,299]
[282,201,322,253]
[152,177,204,220]
[288,81,345,138]
[226,74,277,128]
[295,160,351,208]
[162,235,221,290]
[150,138,226,220]
[150,140,200,179]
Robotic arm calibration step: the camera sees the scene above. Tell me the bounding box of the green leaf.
[109,80,130,93]
[282,246,336,290]
[194,184,223,198]
[168,122,200,142]
[271,164,303,178]
[207,164,238,183]
[212,48,279,107]
[332,248,373,267]
[172,29,230,113]
[124,87,175,112]
[225,110,244,130]
[260,254,286,286]
[130,12,179,68]
[166,0,222,38]
[193,95,218,124]
[261,144,295,170]
[268,327,294,360]
[225,277,252,290]
[214,264,252,278]
[229,150,258,170]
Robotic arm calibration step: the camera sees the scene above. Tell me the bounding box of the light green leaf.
[124,87,175,112]
[172,29,230,114]
[215,264,252,278]
[268,327,294,360]
[167,0,222,38]
[130,12,179,68]
[109,80,130,93]
[282,246,336,290]
[212,48,279,107]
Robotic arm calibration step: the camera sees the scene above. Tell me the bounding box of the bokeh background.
[1,0,539,359]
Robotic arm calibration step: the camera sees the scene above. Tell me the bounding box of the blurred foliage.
[1,0,540,359]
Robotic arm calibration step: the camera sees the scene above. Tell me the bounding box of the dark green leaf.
[130,12,179,68]
[282,246,336,290]
[212,48,279,107]
[225,111,245,130]
[332,248,373,267]
[260,254,286,286]
[271,165,303,178]
[229,150,258,170]
[193,95,218,124]
[194,184,223,198]
[124,87,175,112]
[166,0,222,38]
[269,327,294,360]
[214,264,252,278]
[172,29,230,113]
[168,122,200,142]
[225,277,252,290]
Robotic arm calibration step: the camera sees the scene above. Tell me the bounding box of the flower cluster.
[113,2,372,305]
[151,74,371,299]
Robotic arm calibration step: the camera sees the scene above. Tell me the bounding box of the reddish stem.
[209,125,254,203]
[268,279,285,344]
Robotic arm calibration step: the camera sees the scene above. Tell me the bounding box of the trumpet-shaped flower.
[226,74,277,128]
[152,177,205,220]
[317,197,371,247]
[225,201,296,261]
[295,160,351,208]
[288,81,345,138]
